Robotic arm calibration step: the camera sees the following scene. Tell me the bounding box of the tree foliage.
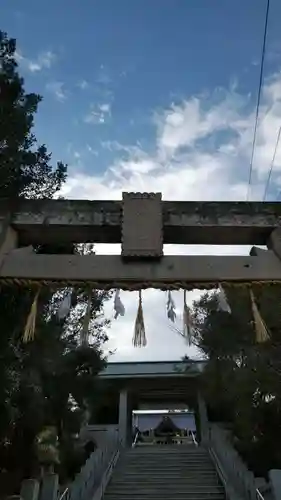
[192,284,281,477]
[0,32,66,199]
[0,30,110,495]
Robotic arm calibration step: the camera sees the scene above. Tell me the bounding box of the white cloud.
[78,80,89,90]
[156,93,247,158]
[99,103,111,113]
[46,81,67,102]
[84,102,111,124]
[16,50,56,73]
[61,73,281,362]
[96,64,111,85]
[87,145,99,156]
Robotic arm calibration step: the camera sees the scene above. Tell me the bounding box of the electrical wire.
[246,0,270,201]
[262,126,281,201]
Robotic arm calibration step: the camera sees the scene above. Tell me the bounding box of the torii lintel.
[0,192,281,288]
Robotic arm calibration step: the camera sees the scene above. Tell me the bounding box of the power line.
[262,126,281,201]
[246,0,270,201]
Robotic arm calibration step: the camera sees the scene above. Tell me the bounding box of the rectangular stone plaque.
[121,192,163,258]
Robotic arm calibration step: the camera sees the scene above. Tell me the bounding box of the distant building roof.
[99,360,206,380]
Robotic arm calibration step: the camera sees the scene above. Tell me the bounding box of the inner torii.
[0,192,281,289]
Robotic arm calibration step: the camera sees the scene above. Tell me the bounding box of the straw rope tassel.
[250,289,270,343]
[133,290,147,348]
[81,289,92,346]
[183,290,192,346]
[23,289,40,342]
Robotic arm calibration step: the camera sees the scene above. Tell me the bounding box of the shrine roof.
[98,359,206,380]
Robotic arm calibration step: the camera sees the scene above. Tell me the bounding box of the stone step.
[128,450,209,455]
[116,464,216,474]
[112,472,218,483]
[116,471,217,478]
[131,445,201,449]
[127,448,208,457]
[125,455,212,458]
[117,466,216,473]
[128,456,211,459]
[126,456,211,459]
[120,460,214,467]
[126,458,211,461]
[110,477,220,488]
[109,483,222,490]
[124,451,210,457]
[109,471,219,483]
[115,467,217,473]
[106,490,224,497]
[115,472,217,478]
[113,472,219,479]
[105,497,224,500]
[120,462,215,466]
[104,493,225,500]
[128,450,208,455]
[105,490,224,498]
[123,453,210,462]
[126,457,212,460]
[106,485,224,492]
[125,458,212,460]
[110,476,220,482]
[103,447,224,500]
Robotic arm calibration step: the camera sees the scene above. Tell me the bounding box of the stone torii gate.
[0,192,281,288]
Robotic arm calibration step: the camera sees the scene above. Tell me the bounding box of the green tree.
[0,30,110,493]
[192,284,281,477]
[0,30,68,473]
[0,31,66,199]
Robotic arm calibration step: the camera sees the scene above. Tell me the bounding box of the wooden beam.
[1,198,281,246]
[1,251,281,288]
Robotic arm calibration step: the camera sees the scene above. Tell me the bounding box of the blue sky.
[2,0,281,183]
[2,1,281,361]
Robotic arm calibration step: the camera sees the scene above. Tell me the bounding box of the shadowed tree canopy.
[192,283,281,477]
[0,30,111,495]
[0,31,67,199]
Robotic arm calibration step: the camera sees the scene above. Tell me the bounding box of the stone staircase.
[103,445,225,500]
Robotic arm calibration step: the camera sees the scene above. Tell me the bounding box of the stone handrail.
[9,429,121,500]
[132,430,139,448]
[208,424,257,500]
[67,428,120,500]
[256,488,266,500]
[191,430,198,446]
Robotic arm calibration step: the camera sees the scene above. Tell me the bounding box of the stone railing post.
[20,479,40,500]
[40,474,59,500]
[118,389,128,447]
[269,470,281,500]
[197,392,209,445]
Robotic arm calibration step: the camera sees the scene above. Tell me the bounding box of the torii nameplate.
[121,192,163,258]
